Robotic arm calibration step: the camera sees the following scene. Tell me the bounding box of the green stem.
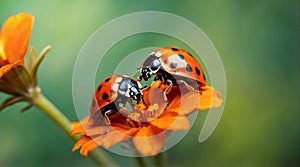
[153,153,166,167]
[33,92,119,167]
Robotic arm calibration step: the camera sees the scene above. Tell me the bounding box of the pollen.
[128,112,141,121]
[134,103,146,110]
[148,103,159,112]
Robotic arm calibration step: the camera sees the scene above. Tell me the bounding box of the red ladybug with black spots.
[90,74,144,134]
[138,47,206,104]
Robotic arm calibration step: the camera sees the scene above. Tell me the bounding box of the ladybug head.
[139,54,161,81]
[119,78,144,102]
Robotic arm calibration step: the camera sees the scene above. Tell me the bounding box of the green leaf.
[0,96,24,112]
[30,45,52,86]
[27,46,39,70]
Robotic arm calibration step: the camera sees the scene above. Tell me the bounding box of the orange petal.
[142,80,168,105]
[148,88,166,107]
[80,136,102,156]
[72,135,92,152]
[0,60,21,78]
[75,118,112,137]
[167,86,223,115]
[168,91,199,115]
[0,13,34,64]
[73,110,133,137]
[133,126,165,156]
[166,84,190,102]
[72,135,103,157]
[137,88,169,123]
[168,115,190,130]
[71,120,111,137]
[199,86,223,110]
[101,127,137,148]
[86,125,110,137]
[151,112,190,131]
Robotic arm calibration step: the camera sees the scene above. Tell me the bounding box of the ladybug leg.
[162,79,173,109]
[141,96,147,107]
[165,79,173,94]
[155,74,164,81]
[103,110,114,135]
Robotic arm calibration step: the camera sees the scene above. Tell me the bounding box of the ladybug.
[90,74,145,134]
[138,47,206,103]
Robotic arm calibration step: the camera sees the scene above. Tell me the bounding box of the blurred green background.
[0,0,299,166]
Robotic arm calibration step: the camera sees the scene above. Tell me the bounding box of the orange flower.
[71,80,222,156]
[0,13,33,77]
[0,13,51,112]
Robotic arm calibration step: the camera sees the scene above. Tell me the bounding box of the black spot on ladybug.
[102,92,109,100]
[170,62,178,68]
[91,99,96,107]
[178,54,184,60]
[105,77,111,82]
[97,85,102,92]
[195,67,201,75]
[171,47,179,51]
[186,64,193,72]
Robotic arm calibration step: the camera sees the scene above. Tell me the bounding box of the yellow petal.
[0,13,34,64]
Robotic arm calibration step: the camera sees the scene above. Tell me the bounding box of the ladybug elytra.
[90,74,144,134]
[138,47,206,104]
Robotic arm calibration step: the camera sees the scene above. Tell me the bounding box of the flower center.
[126,103,162,128]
